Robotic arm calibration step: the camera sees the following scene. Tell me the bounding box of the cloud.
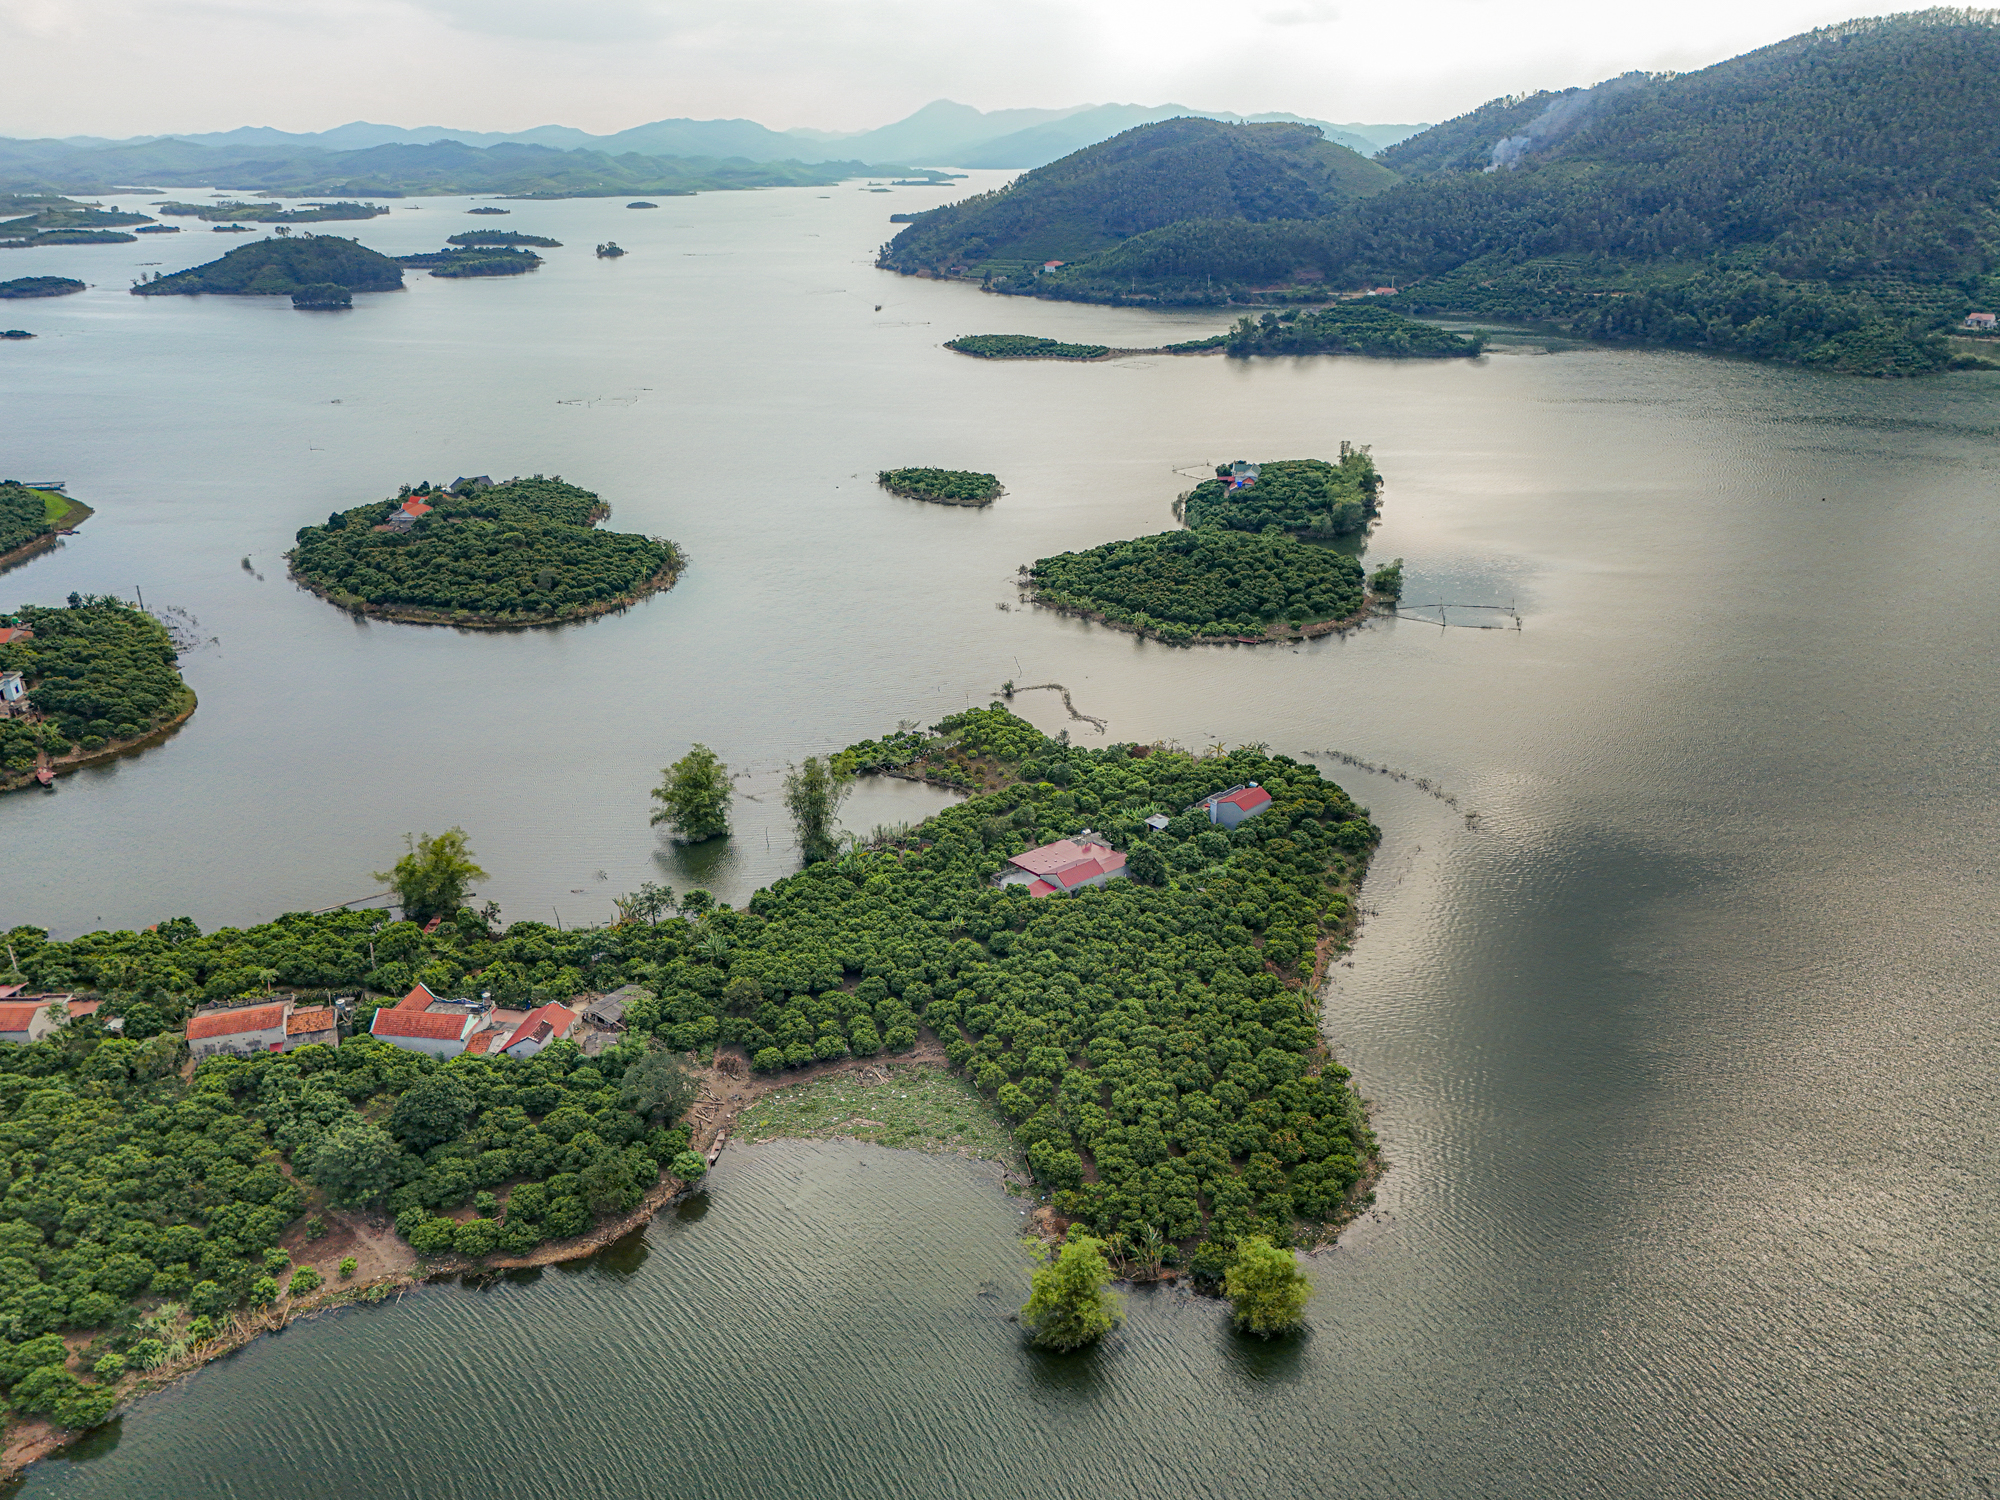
[1260,1,1338,24]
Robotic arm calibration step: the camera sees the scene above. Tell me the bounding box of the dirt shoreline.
[0,687,198,795]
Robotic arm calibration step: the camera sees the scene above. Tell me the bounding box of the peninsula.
[877,468,1003,506]
[0,482,92,572]
[0,596,196,792]
[287,475,683,627]
[0,705,1376,1453]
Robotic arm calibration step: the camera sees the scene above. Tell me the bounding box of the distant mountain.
[967,11,2000,376]
[51,101,1426,170]
[880,118,1398,277]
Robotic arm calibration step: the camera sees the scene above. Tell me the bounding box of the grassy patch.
[736,1066,1023,1169]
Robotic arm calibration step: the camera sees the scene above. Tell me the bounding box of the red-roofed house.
[1199,783,1272,829]
[0,626,34,645]
[284,1007,339,1051]
[187,1001,292,1060]
[0,1001,59,1046]
[498,1002,580,1059]
[401,496,433,518]
[371,1004,480,1058]
[397,982,443,1011]
[999,836,1129,898]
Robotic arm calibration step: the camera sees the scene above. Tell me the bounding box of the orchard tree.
[1019,1229,1123,1351]
[651,744,732,842]
[621,1050,702,1123]
[1223,1235,1313,1337]
[375,827,487,925]
[307,1119,403,1207]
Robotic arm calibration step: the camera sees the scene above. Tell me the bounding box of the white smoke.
[1485,73,1651,171]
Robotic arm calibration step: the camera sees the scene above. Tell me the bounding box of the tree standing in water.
[783,756,851,865]
[375,828,487,925]
[651,743,732,842]
[1223,1235,1314,1336]
[1020,1229,1123,1351]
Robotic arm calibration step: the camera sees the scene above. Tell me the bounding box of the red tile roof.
[187,1002,289,1040]
[1211,786,1272,813]
[465,1029,501,1056]
[0,627,32,644]
[1027,878,1061,898]
[286,1007,336,1035]
[371,1007,473,1041]
[1009,838,1127,891]
[501,1002,577,1052]
[401,497,432,517]
[397,983,441,1011]
[0,1002,44,1034]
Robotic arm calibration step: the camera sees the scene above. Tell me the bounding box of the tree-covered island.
[445,230,561,248]
[877,468,1003,506]
[946,334,1112,360]
[0,278,85,300]
[1027,450,1391,645]
[0,596,196,792]
[0,484,94,572]
[131,237,404,298]
[152,201,387,224]
[287,475,683,627]
[396,245,543,278]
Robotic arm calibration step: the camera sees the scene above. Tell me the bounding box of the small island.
[466,205,511,214]
[1223,303,1482,359]
[947,334,1112,360]
[290,283,352,309]
[627,201,658,209]
[288,474,684,627]
[0,277,84,300]
[0,596,196,792]
[0,200,149,247]
[446,230,561,248]
[1,329,30,340]
[133,237,403,298]
[397,246,542,278]
[877,468,1002,506]
[1025,449,1389,644]
[595,242,625,258]
[153,200,388,224]
[0,482,92,571]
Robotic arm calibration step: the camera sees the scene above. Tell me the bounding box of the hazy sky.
[0,0,1908,138]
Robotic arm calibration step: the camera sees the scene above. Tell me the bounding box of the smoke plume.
[1485,72,1650,171]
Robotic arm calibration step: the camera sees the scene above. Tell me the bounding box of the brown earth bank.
[0,687,197,795]
[285,555,684,630]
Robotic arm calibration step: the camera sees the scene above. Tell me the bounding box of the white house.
[998,835,1129,898]
[0,671,24,704]
[1198,783,1273,829]
[499,1002,580,1059]
[1964,311,1996,330]
[187,1001,292,1059]
[0,1001,61,1046]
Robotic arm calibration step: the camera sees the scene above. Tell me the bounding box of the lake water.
[6,179,1998,1497]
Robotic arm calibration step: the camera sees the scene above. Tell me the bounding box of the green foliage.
[784,756,852,865]
[396,246,543,278]
[1030,529,1365,642]
[1020,1230,1122,1350]
[337,1257,357,1279]
[445,231,562,247]
[288,475,680,624]
[290,283,352,309]
[287,1266,323,1297]
[0,483,57,556]
[153,201,386,224]
[0,277,85,299]
[374,828,488,927]
[1182,454,1380,539]
[0,599,189,775]
[944,335,1108,360]
[1368,557,1404,602]
[877,468,1003,504]
[306,1118,401,1206]
[133,236,403,297]
[1224,304,1481,359]
[650,743,732,842]
[669,1150,706,1180]
[1223,1234,1313,1336]
[621,1051,700,1123]
[884,118,1395,276]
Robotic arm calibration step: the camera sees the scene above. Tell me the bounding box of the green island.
[132,237,403,298]
[882,15,2000,375]
[1026,450,1388,645]
[0,483,93,571]
[946,334,1112,360]
[0,597,196,792]
[1224,304,1481,359]
[152,200,386,224]
[0,702,1378,1410]
[396,246,543,278]
[0,278,85,301]
[287,475,683,627]
[445,230,562,248]
[877,468,1003,506]
[0,200,149,249]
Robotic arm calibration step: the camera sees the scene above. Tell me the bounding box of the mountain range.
[42,101,1426,172]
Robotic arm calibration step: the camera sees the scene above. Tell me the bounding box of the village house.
[999,834,1129,897]
[368,982,486,1057]
[284,1007,339,1050]
[1198,783,1273,829]
[499,1001,580,1058]
[1,670,24,703]
[1964,311,1995,330]
[0,1000,62,1046]
[187,1001,291,1059]
[0,626,33,646]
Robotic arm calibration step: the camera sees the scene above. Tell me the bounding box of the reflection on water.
[6,181,1998,1499]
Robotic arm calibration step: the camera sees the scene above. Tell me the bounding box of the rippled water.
[6,180,1998,1497]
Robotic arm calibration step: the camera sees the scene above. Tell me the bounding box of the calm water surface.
[4,180,1996,1497]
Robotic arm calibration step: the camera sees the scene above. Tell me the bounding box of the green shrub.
[287,1267,323,1297]
[670,1150,707,1181]
[337,1257,358,1280]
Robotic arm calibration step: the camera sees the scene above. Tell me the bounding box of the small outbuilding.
[0,671,23,703]
[187,1001,292,1059]
[1198,783,1273,829]
[498,1002,580,1059]
[284,1007,339,1051]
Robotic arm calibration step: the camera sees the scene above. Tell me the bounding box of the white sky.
[0,0,1911,138]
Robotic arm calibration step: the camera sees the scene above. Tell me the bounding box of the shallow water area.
[5,177,1998,1497]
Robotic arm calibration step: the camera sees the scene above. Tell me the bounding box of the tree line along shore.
[0,702,1381,1453]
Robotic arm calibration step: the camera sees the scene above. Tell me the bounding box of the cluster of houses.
[179,981,641,1062]
[997,782,1275,897]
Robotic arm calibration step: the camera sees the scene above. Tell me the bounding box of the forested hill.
[972,11,2000,374]
[878,119,1396,280]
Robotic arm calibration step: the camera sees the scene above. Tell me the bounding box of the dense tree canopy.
[1223,304,1481,359]
[944,335,1109,360]
[0,278,85,300]
[132,237,403,297]
[288,476,682,625]
[1181,454,1380,539]
[0,598,192,778]
[7,706,1380,1272]
[1021,1230,1122,1350]
[651,744,732,843]
[396,246,543,278]
[0,485,54,556]
[877,468,1002,505]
